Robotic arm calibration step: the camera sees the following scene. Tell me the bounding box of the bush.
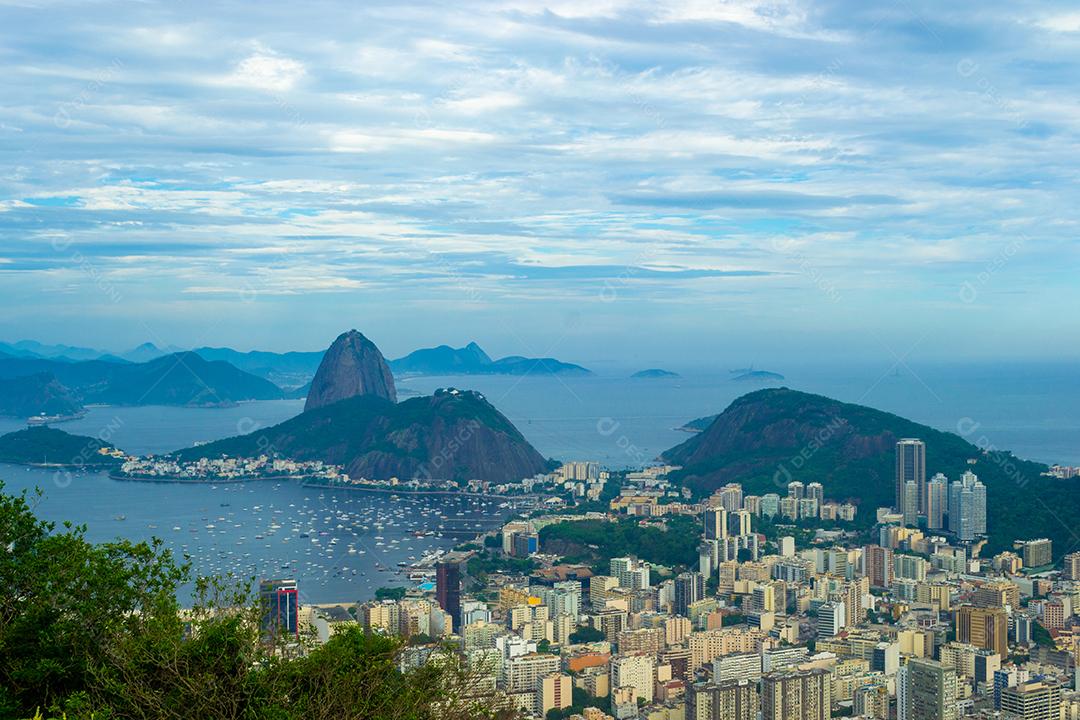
[0,483,514,720]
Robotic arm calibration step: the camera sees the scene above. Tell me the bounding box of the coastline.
[108,472,313,485]
[298,480,543,501]
[1,460,118,470]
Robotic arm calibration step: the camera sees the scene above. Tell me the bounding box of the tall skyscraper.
[903,658,958,720]
[787,481,805,500]
[674,571,705,617]
[704,507,729,541]
[896,438,926,513]
[806,482,824,506]
[718,483,744,512]
[948,471,987,541]
[926,473,948,530]
[729,509,752,537]
[902,480,919,528]
[259,578,299,641]
[761,668,831,720]
[436,556,464,629]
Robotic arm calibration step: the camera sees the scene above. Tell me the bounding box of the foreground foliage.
[0,483,514,720]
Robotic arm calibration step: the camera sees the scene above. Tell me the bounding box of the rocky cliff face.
[342,388,550,483]
[304,330,396,411]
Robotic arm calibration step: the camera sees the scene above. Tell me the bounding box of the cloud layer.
[1,0,1077,362]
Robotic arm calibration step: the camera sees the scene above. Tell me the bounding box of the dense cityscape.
[254,441,1080,720]
[4,1,1079,718]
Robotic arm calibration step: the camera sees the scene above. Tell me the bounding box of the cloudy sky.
[1,0,1078,365]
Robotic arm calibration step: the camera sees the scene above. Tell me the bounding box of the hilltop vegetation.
[176,389,550,484]
[0,427,123,467]
[663,388,1075,556]
[539,516,700,569]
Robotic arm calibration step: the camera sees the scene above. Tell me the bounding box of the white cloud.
[1035,12,1080,32]
[218,50,306,92]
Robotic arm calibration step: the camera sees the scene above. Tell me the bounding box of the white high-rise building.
[949,471,987,541]
[610,557,651,590]
[817,601,846,637]
[926,474,949,530]
[902,480,919,528]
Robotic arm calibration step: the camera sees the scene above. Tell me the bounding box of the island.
[390,342,592,377]
[631,368,681,379]
[730,368,784,382]
[0,427,124,468]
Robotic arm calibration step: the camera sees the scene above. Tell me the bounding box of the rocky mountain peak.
[304,330,397,411]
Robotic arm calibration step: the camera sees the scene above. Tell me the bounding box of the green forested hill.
[663,388,1077,558]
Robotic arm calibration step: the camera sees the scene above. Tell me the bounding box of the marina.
[1,462,518,604]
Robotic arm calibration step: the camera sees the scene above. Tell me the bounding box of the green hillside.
[0,427,123,467]
[663,388,1077,558]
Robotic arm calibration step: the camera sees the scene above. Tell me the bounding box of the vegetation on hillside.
[0,482,514,720]
[0,427,123,467]
[174,390,551,484]
[663,388,1077,556]
[538,516,700,569]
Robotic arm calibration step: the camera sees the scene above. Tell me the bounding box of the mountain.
[120,342,184,363]
[89,352,284,406]
[0,373,83,417]
[0,353,282,407]
[0,341,106,361]
[192,346,324,388]
[632,369,681,379]
[0,426,123,466]
[678,414,717,433]
[390,342,591,376]
[391,342,492,375]
[176,389,550,484]
[305,330,397,411]
[662,388,1075,556]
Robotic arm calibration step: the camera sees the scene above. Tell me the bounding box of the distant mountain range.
[191,346,324,389]
[0,340,182,364]
[0,334,592,418]
[176,331,550,484]
[390,342,591,377]
[0,339,591,389]
[663,387,1073,556]
[0,352,283,415]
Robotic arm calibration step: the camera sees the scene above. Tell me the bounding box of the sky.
[1,0,1078,367]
